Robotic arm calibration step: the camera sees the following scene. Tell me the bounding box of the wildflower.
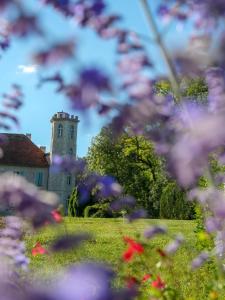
[151,276,166,290]
[191,251,209,269]
[122,237,144,262]
[164,234,184,255]
[51,209,63,223]
[32,242,47,256]
[126,209,147,222]
[123,247,134,262]
[0,173,58,228]
[144,225,167,239]
[110,196,136,212]
[51,262,114,300]
[33,41,75,65]
[142,274,152,282]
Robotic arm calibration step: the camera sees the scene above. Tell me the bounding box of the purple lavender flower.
[9,13,42,37]
[51,262,114,300]
[126,209,147,222]
[33,41,75,66]
[206,67,225,112]
[110,196,136,212]
[214,231,225,258]
[205,217,222,233]
[51,155,86,174]
[191,251,209,270]
[0,216,29,270]
[80,67,111,92]
[169,105,225,186]
[0,173,58,228]
[96,175,122,198]
[164,234,184,255]
[144,225,167,239]
[2,84,23,110]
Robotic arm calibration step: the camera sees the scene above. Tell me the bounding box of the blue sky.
[0,0,189,157]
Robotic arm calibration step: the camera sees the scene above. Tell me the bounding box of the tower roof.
[51,112,79,123]
[0,134,49,168]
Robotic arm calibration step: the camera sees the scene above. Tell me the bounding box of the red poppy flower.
[32,242,47,256]
[142,274,152,282]
[51,209,63,223]
[122,236,144,262]
[151,276,166,290]
[123,246,134,262]
[123,236,144,253]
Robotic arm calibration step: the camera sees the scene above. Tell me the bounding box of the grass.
[26,218,217,299]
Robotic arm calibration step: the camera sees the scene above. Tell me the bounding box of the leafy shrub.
[84,203,113,218]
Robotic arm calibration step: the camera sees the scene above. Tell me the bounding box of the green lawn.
[26,218,217,299]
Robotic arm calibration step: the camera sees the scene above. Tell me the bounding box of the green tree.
[87,126,169,217]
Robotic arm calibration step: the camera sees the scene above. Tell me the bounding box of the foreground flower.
[32,242,47,256]
[0,173,58,228]
[51,209,63,223]
[144,225,167,239]
[191,251,209,270]
[122,236,144,262]
[151,276,166,290]
[164,234,184,255]
[142,274,152,282]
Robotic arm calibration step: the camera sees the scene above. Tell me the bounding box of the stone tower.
[48,112,79,210]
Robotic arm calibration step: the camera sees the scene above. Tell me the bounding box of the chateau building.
[0,112,79,209]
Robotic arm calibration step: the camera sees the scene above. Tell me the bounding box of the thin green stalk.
[139,0,180,102]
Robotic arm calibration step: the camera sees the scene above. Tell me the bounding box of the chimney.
[40,146,46,153]
[26,133,31,140]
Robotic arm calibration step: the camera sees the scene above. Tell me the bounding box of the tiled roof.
[0,134,49,168]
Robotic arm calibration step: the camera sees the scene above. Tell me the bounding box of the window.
[35,172,43,187]
[58,124,63,137]
[69,148,73,155]
[14,171,24,176]
[70,125,74,139]
[67,174,71,185]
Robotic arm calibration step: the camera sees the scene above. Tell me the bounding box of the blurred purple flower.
[51,155,86,174]
[33,41,75,66]
[169,105,225,187]
[144,225,167,239]
[205,217,222,233]
[110,196,136,212]
[0,111,19,130]
[0,173,58,228]
[126,209,147,222]
[0,216,29,270]
[2,84,23,110]
[191,251,209,270]
[80,67,111,92]
[51,233,91,252]
[96,175,122,198]
[62,68,111,111]
[206,67,225,112]
[52,262,114,300]
[42,0,72,16]
[164,234,184,255]
[118,53,151,74]
[214,231,225,258]
[9,14,42,37]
